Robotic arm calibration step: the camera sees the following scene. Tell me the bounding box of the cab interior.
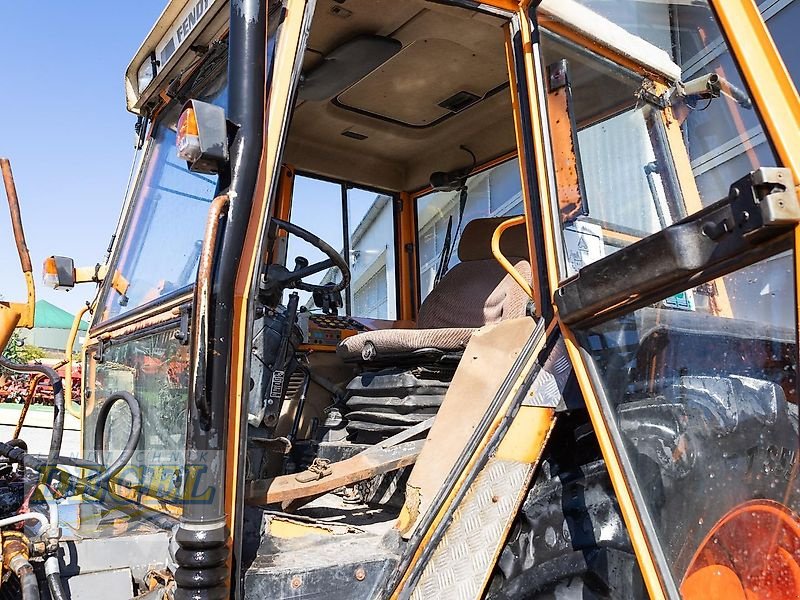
[244,0,642,545]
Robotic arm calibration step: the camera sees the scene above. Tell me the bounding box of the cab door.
[521,1,800,598]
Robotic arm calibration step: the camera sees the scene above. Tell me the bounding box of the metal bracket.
[709,167,800,242]
[94,338,110,364]
[638,81,669,109]
[174,305,192,346]
[556,167,798,327]
[750,167,798,226]
[547,59,568,91]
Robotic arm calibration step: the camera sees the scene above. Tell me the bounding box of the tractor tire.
[490,375,799,599]
[487,438,646,599]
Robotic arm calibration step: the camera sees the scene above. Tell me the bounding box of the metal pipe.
[341,183,352,314]
[2,532,39,600]
[491,215,534,298]
[40,483,68,600]
[0,511,49,531]
[188,194,230,424]
[0,158,32,273]
[38,484,60,543]
[13,373,46,440]
[63,304,91,418]
[177,1,267,599]
[0,157,35,345]
[644,161,668,229]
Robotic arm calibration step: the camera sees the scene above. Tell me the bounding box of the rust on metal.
[544,71,586,224]
[15,374,44,440]
[0,158,32,274]
[190,194,231,423]
[245,440,424,506]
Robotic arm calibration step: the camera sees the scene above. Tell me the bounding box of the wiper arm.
[680,73,752,109]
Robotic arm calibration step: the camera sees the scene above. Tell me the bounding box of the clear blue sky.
[0,1,168,315]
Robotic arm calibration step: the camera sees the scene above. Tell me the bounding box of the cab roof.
[125,0,229,114]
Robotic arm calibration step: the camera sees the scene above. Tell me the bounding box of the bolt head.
[355,567,366,581]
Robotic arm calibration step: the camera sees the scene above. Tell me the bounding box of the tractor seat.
[336,217,532,363]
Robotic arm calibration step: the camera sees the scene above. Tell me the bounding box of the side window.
[415,158,523,302]
[543,2,781,281]
[284,175,344,310]
[347,187,397,320]
[286,175,398,319]
[86,328,189,509]
[96,77,228,324]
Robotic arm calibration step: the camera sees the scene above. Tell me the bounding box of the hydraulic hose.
[39,485,68,600]
[46,556,67,600]
[15,560,39,600]
[91,391,142,487]
[0,447,176,531]
[0,356,65,466]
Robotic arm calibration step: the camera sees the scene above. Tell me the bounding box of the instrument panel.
[299,313,369,349]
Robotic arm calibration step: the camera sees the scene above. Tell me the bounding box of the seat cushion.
[337,257,531,362]
[336,327,476,361]
[417,259,531,328]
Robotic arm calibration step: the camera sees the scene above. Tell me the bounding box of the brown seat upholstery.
[337,217,531,362]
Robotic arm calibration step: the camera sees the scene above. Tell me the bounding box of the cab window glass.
[97,76,228,323]
[577,254,798,585]
[542,0,779,280]
[348,187,397,320]
[765,0,800,87]
[86,328,189,508]
[286,174,398,319]
[416,158,523,301]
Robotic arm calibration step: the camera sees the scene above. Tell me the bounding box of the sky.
[0,1,168,315]
[0,1,380,322]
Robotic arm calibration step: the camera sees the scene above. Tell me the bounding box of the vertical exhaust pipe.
[175,1,267,599]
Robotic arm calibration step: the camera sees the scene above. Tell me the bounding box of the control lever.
[260,292,301,428]
[313,283,343,315]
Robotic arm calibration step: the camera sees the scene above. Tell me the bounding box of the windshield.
[96,68,228,323]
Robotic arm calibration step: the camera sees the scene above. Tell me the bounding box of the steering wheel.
[269,217,351,293]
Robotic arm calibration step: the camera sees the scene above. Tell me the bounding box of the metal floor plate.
[410,457,534,600]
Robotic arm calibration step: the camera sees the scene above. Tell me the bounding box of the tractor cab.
[0,1,797,599]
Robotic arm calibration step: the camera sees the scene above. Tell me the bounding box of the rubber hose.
[17,562,39,600]
[46,556,68,600]
[0,356,65,466]
[31,454,104,471]
[91,391,142,488]
[33,455,181,502]
[0,441,177,530]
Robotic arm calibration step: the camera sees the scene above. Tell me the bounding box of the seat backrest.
[417,217,531,329]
